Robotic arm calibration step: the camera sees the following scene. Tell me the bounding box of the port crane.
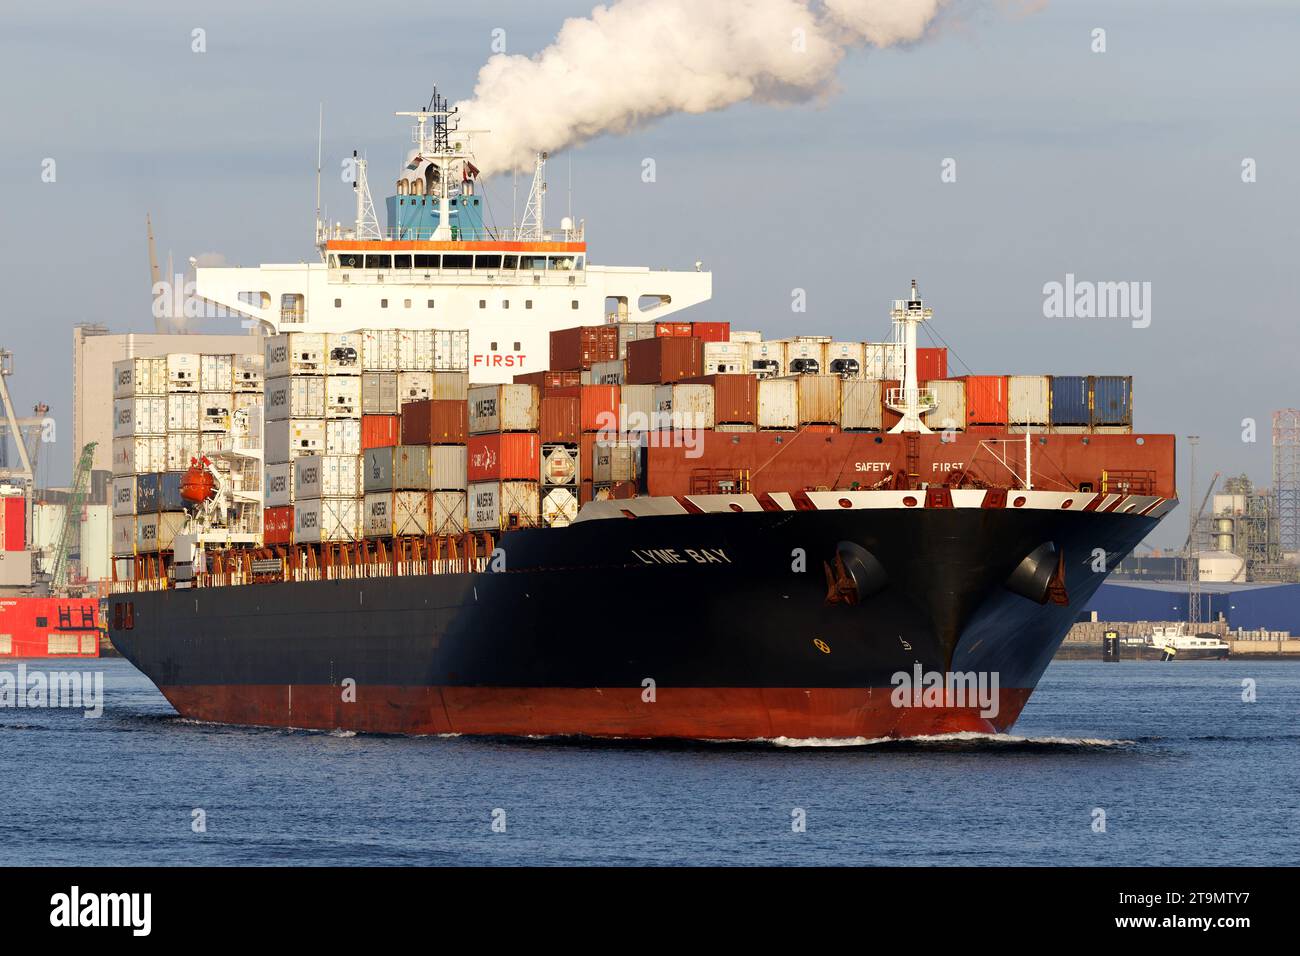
[49,442,96,596]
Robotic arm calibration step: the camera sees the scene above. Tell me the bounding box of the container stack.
[467,384,542,531]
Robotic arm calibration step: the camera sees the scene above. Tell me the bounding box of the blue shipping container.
[135,472,187,513]
[1049,375,1090,425]
[1091,375,1133,426]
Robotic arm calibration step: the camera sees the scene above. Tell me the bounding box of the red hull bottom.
[159,685,1034,739]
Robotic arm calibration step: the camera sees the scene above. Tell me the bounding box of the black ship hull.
[109,505,1158,739]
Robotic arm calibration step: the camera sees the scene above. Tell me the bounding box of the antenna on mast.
[352,150,382,241]
[521,152,548,240]
[314,104,324,250]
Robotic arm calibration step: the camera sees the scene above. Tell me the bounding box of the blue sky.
[2,0,1297,548]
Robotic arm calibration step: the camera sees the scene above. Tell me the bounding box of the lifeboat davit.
[180,457,216,506]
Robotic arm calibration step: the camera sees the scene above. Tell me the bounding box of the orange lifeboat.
[180,457,216,506]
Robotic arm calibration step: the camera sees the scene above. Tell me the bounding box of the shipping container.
[360,414,401,450]
[1091,375,1133,426]
[550,325,620,371]
[468,384,541,434]
[166,353,200,392]
[402,399,468,445]
[593,441,640,485]
[682,374,756,424]
[135,472,186,513]
[540,396,581,444]
[263,505,293,545]
[434,330,470,370]
[397,371,433,406]
[264,418,326,463]
[362,490,430,538]
[825,342,865,379]
[166,392,200,432]
[165,432,201,471]
[295,455,361,499]
[1050,375,1091,426]
[618,384,658,432]
[361,329,399,371]
[925,380,967,433]
[112,356,166,399]
[111,476,137,517]
[514,369,583,392]
[232,353,264,392]
[266,376,325,421]
[111,515,135,556]
[579,385,620,433]
[467,433,541,482]
[265,332,325,376]
[782,375,841,425]
[1008,375,1050,426]
[541,443,580,487]
[961,375,1009,425]
[431,491,467,536]
[326,332,363,374]
[198,353,232,393]
[324,375,361,418]
[653,384,716,430]
[135,512,186,553]
[590,359,626,385]
[113,396,167,438]
[362,371,399,415]
[467,481,540,530]
[429,445,468,491]
[654,321,693,338]
[862,343,905,380]
[294,497,361,543]
[325,418,361,456]
[111,435,166,476]
[614,321,657,359]
[917,347,948,382]
[397,329,434,370]
[745,341,786,378]
[702,342,745,375]
[757,379,798,429]
[363,445,431,493]
[626,336,703,384]
[691,322,731,343]
[265,461,294,508]
[199,392,233,432]
[541,487,579,527]
[841,379,883,431]
[432,370,469,400]
[784,340,825,373]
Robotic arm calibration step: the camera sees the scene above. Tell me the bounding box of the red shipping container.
[579,478,593,506]
[515,369,582,391]
[550,326,620,371]
[2,496,24,551]
[580,385,621,433]
[681,374,757,424]
[540,396,581,443]
[263,505,293,546]
[402,399,467,445]
[654,322,693,338]
[627,337,703,385]
[917,347,948,381]
[362,414,401,450]
[961,375,1009,425]
[690,322,731,343]
[468,433,540,482]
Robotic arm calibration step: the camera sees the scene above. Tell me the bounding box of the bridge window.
[414,254,438,270]
[550,255,577,271]
[337,254,361,269]
[503,255,519,270]
[364,254,391,269]
[519,255,546,271]
[443,254,472,271]
[393,255,411,269]
[475,255,502,271]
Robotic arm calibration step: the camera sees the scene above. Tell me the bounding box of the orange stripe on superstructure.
[327,240,586,253]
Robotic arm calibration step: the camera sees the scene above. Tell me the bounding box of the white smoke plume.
[457,0,950,176]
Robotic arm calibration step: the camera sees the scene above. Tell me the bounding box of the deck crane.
[50,442,96,596]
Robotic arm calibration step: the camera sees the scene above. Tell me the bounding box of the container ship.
[106,97,1177,740]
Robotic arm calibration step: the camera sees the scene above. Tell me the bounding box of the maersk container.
[233,353,264,392]
[294,497,361,544]
[757,379,798,429]
[746,341,786,378]
[398,371,433,406]
[112,357,166,399]
[1050,376,1091,426]
[841,379,883,431]
[199,392,233,432]
[266,376,325,421]
[654,384,716,430]
[264,461,294,508]
[542,487,579,527]
[432,370,470,400]
[590,359,626,385]
[362,371,399,415]
[1008,375,1050,426]
[135,472,186,513]
[468,384,540,434]
[112,476,136,517]
[326,418,361,456]
[264,418,326,464]
[703,342,745,375]
[619,384,658,433]
[783,375,840,425]
[166,353,200,392]
[113,397,167,438]
[467,481,540,531]
[326,333,363,375]
[325,375,362,418]
[398,329,434,370]
[111,435,165,476]
[295,454,361,499]
[265,332,325,377]
[925,380,967,433]
[200,354,233,392]
[1091,375,1133,426]
[167,392,200,432]
[363,490,430,538]
[363,445,431,493]
[165,432,201,471]
[362,329,399,371]
[431,490,467,536]
[135,512,186,553]
[593,442,640,485]
[111,515,136,556]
